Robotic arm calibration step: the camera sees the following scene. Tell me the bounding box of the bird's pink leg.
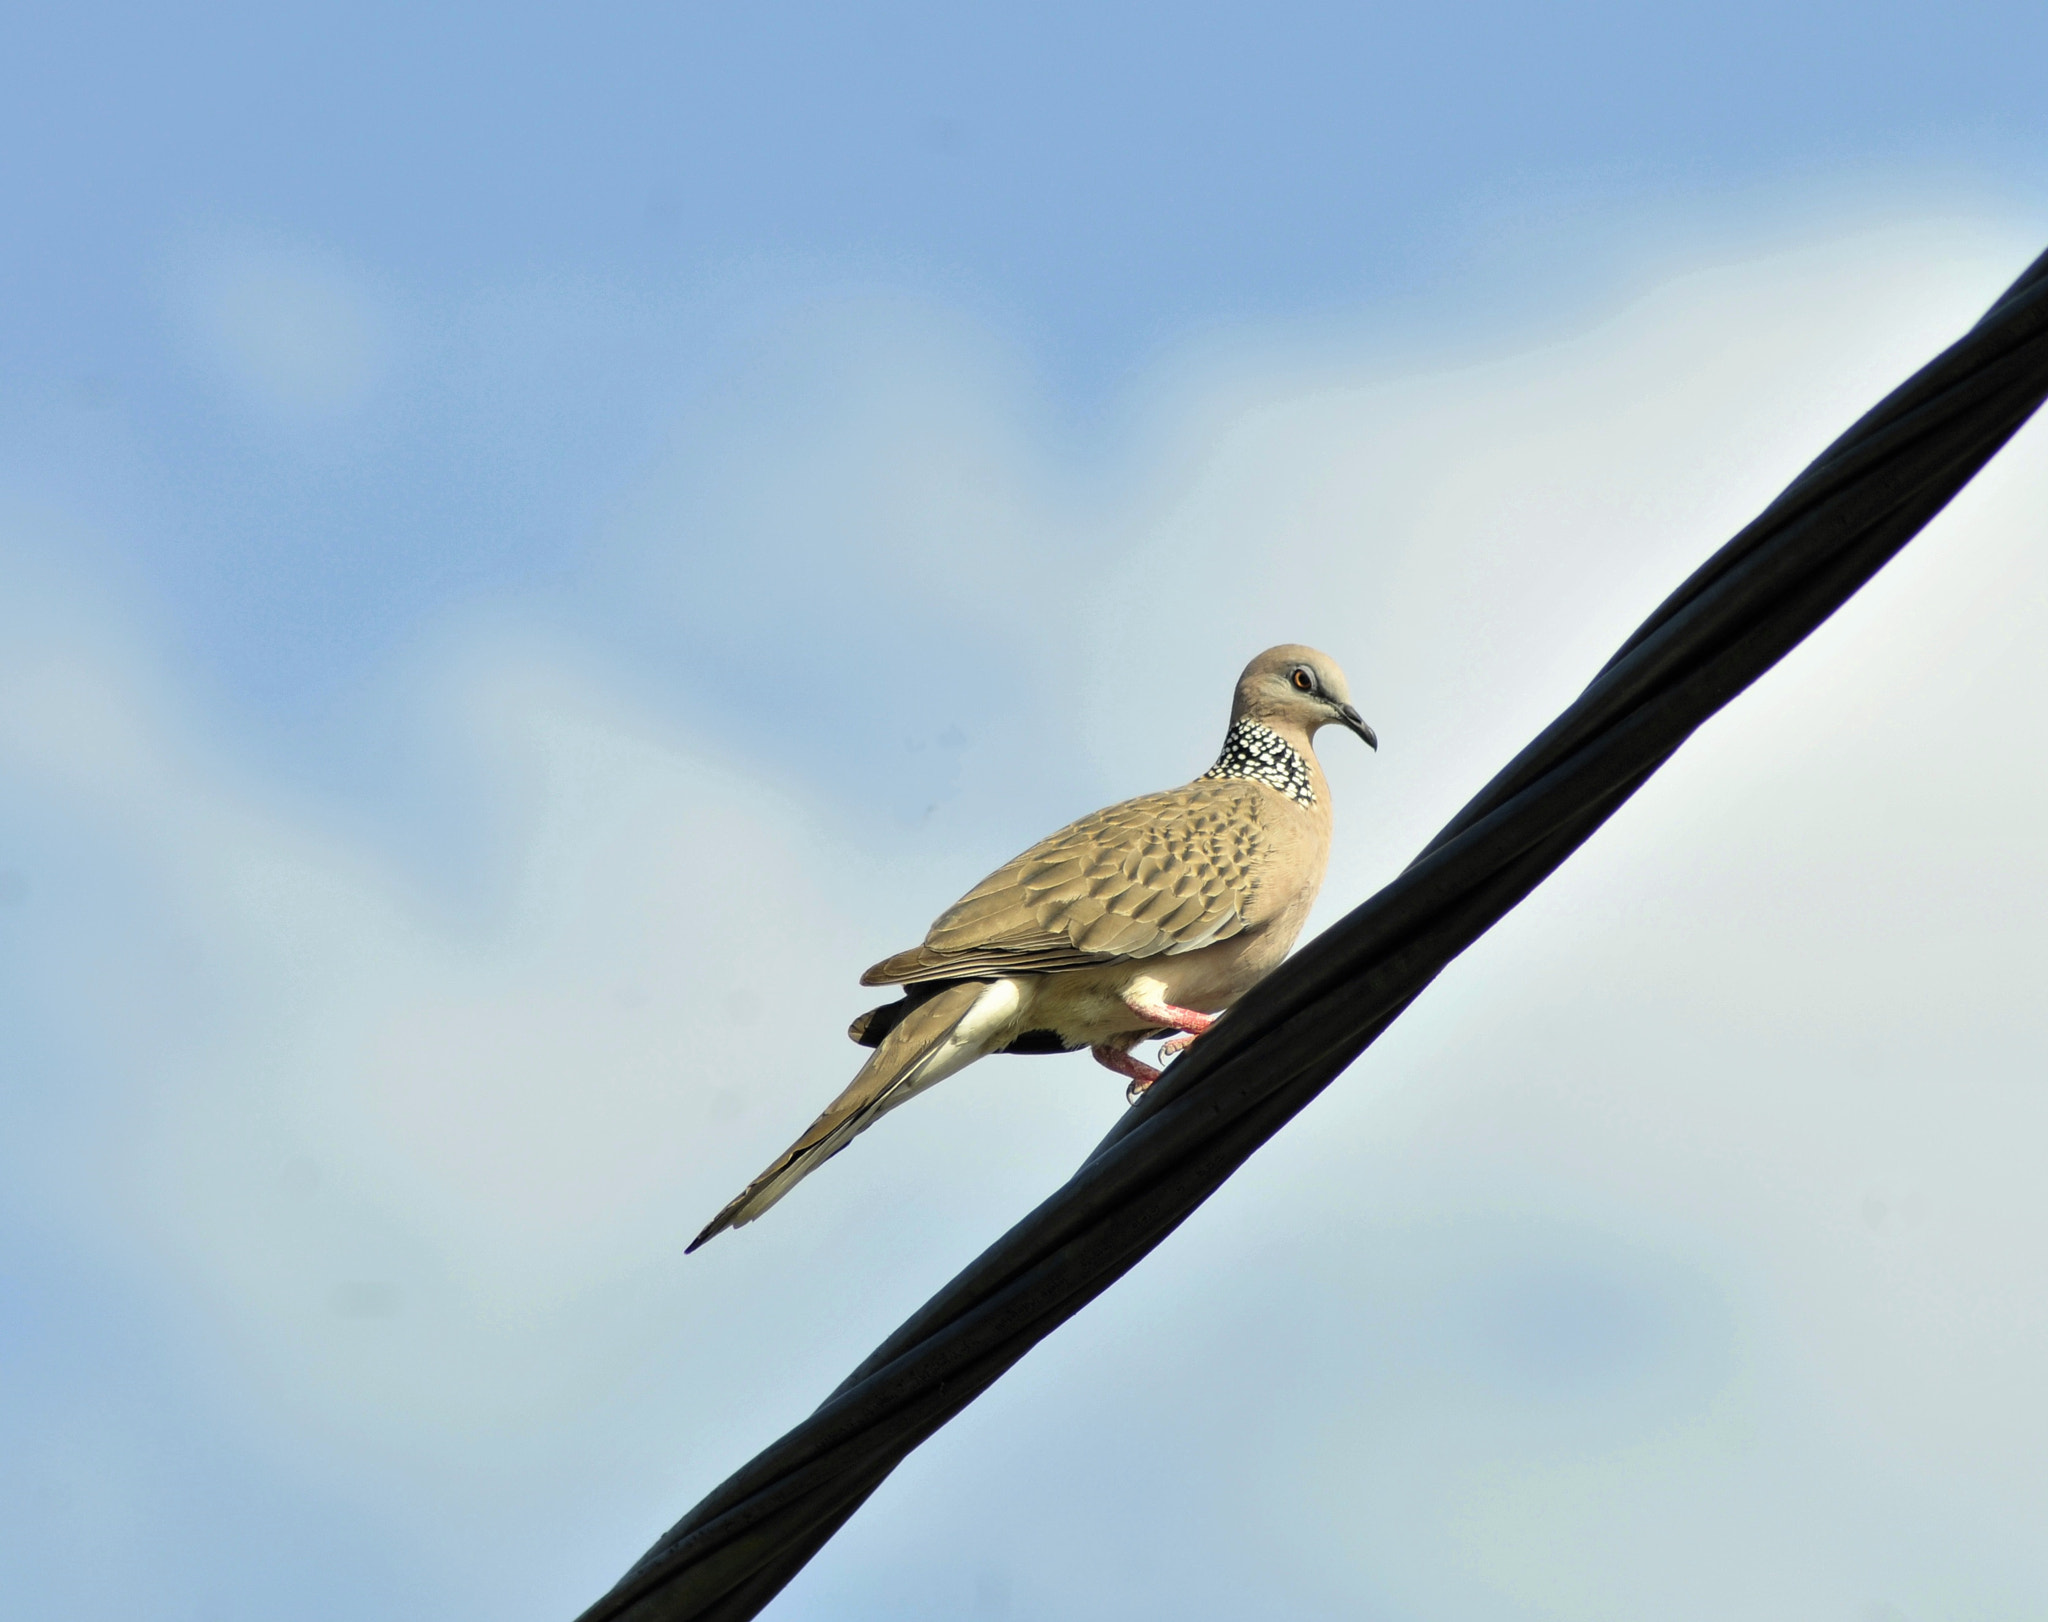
[1092,1044,1162,1104]
[1123,992,1216,1064]
[1123,991,1216,1038]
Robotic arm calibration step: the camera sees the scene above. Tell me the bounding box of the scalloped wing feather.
[860,781,1269,986]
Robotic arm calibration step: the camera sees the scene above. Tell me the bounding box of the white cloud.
[174,235,392,420]
[5,212,2047,1618]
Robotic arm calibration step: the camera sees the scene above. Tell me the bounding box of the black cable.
[575,242,2048,1622]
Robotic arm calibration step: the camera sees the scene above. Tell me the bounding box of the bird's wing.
[861,779,1270,986]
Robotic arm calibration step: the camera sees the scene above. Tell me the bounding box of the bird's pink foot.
[1159,1031,1200,1060]
[1093,1043,1163,1104]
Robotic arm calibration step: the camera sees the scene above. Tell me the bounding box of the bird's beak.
[1337,703,1378,750]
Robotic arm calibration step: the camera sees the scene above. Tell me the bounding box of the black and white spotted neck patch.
[1201,719,1315,806]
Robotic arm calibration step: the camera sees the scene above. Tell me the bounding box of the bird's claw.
[1093,1043,1161,1104]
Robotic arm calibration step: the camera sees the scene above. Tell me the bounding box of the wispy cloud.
[170,235,394,422]
[4,214,2046,1619]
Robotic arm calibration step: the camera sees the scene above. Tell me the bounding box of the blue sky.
[8,0,2044,735]
[4,5,2048,1620]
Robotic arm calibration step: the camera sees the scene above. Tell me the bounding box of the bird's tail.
[686,978,1016,1252]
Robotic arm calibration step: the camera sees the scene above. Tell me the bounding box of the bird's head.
[1231,644,1377,750]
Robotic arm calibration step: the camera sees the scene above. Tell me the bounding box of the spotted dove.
[688,644,1375,1250]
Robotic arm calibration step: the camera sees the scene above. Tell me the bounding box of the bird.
[686,645,1375,1252]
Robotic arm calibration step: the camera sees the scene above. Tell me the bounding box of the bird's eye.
[1291,667,1315,692]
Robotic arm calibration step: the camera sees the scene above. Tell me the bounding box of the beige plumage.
[687,645,1375,1251]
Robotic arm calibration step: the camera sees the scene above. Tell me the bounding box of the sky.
[3,4,2048,1620]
